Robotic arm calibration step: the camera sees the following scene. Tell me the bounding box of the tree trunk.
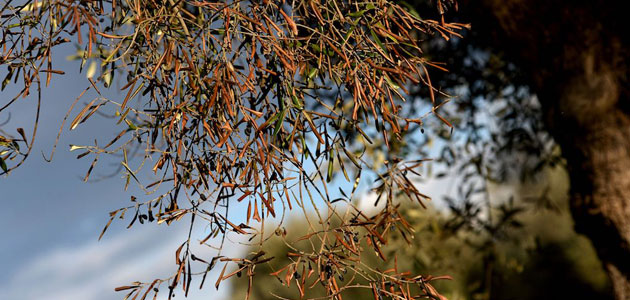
[555,63,630,300]
[466,0,630,298]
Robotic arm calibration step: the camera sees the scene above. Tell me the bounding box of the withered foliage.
[1,0,466,299]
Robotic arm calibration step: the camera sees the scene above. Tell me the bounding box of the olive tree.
[0,1,466,299]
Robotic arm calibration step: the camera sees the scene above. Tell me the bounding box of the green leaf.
[124,119,138,130]
[399,1,422,19]
[274,108,286,136]
[307,68,318,80]
[343,148,361,169]
[2,68,14,91]
[384,75,400,89]
[291,95,304,110]
[0,156,8,173]
[301,135,308,159]
[370,28,388,55]
[327,158,334,183]
[348,10,366,18]
[121,161,140,184]
[309,44,321,53]
[268,110,280,126]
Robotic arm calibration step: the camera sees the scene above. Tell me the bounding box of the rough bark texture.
[464,0,630,298]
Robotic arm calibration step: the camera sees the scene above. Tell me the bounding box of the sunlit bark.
[468,0,630,297]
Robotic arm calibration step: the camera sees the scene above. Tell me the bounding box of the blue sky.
[0,39,457,299]
[0,45,242,299]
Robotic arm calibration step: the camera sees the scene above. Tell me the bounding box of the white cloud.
[357,175,455,215]
[0,223,241,300]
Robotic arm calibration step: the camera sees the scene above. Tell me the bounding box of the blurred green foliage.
[231,167,612,300]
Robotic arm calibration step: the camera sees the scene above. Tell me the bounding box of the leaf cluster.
[1,0,466,299]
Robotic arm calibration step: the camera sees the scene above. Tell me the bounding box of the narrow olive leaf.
[199,265,211,290]
[127,207,139,229]
[98,210,118,240]
[422,64,436,105]
[85,61,97,79]
[343,148,361,169]
[433,108,453,134]
[303,111,325,144]
[185,261,192,297]
[371,283,379,300]
[70,98,97,130]
[327,156,334,183]
[0,157,8,173]
[253,256,274,265]
[337,151,350,181]
[370,28,389,55]
[103,129,127,149]
[221,265,247,281]
[121,82,145,111]
[40,69,65,75]
[69,144,88,151]
[278,9,298,35]
[218,213,247,234]
[121,161,141,184]
[79,101,106,125]
[246,200,252,224]
[84,155,99,182]
[215,263,228,290]
[274,108,286,136]
[114,285,139,292]
[291,94,303,110]
[116,108,131,125]
[140,279,159,300]
[16,128,27,144]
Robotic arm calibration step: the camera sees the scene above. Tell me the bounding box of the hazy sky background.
[0,43,241,299]
[0,40,453,299]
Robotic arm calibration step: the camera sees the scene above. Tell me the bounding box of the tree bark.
[557,67,630,300]
[465,0,630,298]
